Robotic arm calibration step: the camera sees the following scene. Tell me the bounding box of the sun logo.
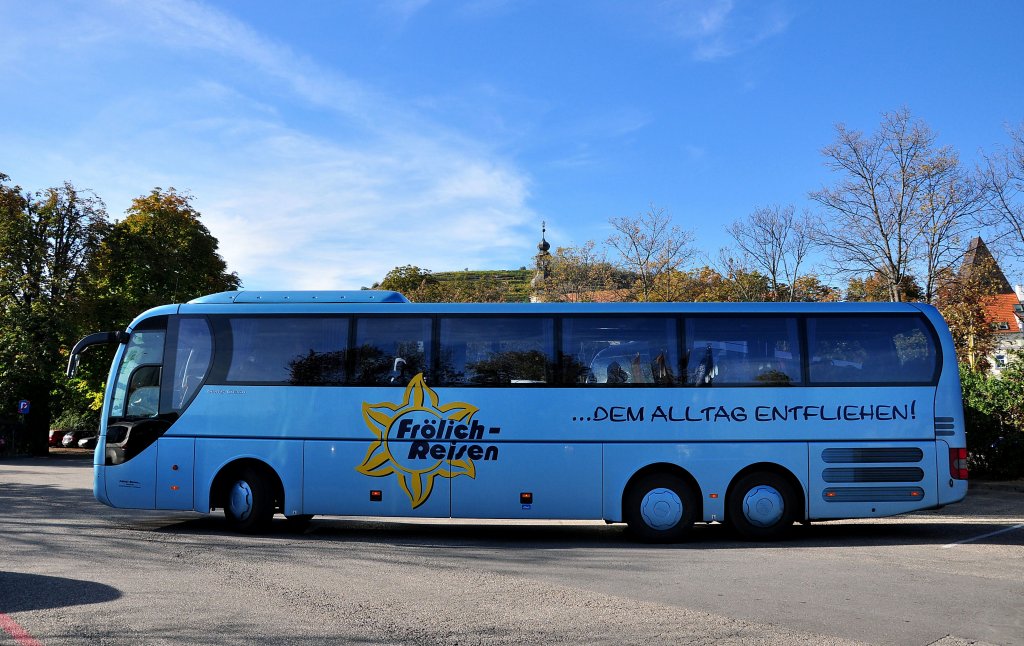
[356,374,486,508]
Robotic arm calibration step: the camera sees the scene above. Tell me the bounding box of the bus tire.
[624,472,697,543]
[728,471,798,541]
[223,467,274,533]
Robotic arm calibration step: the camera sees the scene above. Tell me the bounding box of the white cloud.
[118,1,381,122]
[381,0,433,24]
[181,121,534,290]
[675,0,735,38]
[660,0,793,61]
[0,0,538,290]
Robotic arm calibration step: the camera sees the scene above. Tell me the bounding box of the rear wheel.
[223,467,274,533]
[728,471,798,541]
[623,472,698,543]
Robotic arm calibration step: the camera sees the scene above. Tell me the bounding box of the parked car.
[103,420,167,465]
[77,434,99,450]
[61,429,94,448]
[48,430,65,447]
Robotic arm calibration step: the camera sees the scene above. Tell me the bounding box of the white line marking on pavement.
[942,523,1024,548]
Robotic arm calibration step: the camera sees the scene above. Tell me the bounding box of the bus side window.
[684,317,800,386]
[439,317,555,385]
[606,361,629,384]
[808,316,937,384]
[353,318,431,386]
[561,317,678,386]
[216,317,348,386]
[172,317,213,409]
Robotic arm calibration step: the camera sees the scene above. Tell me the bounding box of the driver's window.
[125,365,161,417]
[110,325,166,419]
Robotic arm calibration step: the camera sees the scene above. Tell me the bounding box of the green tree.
[845,272,923,302]
[0,174,108,453]
[377,265,438,296]
[960,359,1024,478]
[665,266,722,302]
[790,275,842,302]
[85,188,240,331]
[660,266,768,303]
[540,242,617,302]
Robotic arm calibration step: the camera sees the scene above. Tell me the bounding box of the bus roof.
[188,291,410,304]
[177,291,939,318]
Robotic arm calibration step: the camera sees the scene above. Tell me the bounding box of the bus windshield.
[109,325,165,421]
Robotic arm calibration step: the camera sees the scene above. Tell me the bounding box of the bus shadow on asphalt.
[0,572,121,612]
[154,514,1024,549]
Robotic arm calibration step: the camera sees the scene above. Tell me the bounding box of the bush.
[961,362,1024,480]
[964,405,1024,479]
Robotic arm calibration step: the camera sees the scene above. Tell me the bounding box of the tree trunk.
[23,383,51,456]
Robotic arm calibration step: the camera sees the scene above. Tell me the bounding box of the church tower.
[530,222,552,303]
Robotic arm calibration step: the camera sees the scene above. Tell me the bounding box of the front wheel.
[224,468,274,533]
[623,472,698,543]
[728,471,799,541]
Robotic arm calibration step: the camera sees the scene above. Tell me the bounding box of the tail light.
[949,448,968,480]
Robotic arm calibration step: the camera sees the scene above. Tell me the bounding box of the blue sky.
[2,1,1023,290]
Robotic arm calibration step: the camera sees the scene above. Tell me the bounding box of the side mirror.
[68,353,82,378]
[67,331,130,377]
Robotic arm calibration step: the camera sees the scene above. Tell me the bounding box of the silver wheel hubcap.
[742,485,784,527]
[229,480,254,521]
[640,488,683,530]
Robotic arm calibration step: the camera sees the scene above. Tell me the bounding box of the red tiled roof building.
[961,237,1024,371]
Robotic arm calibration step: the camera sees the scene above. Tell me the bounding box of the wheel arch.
[725,462,806,522]
[621,462,704,521]
[209,458,285,513]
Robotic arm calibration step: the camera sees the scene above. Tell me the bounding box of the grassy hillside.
[432,269,534,302]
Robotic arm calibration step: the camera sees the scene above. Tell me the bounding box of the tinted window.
[439,317,555,385]
[807,316,937,384]
[110,326,166,419]
[170,317,213,410]
[352,317,431,386]
[562,317,678,385]
[223,317,348,385]
[684,317,801,386]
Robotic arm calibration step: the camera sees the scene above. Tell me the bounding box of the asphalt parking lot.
[1,451,1022,645]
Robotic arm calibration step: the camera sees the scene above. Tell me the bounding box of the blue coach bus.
[68,291,968,541]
